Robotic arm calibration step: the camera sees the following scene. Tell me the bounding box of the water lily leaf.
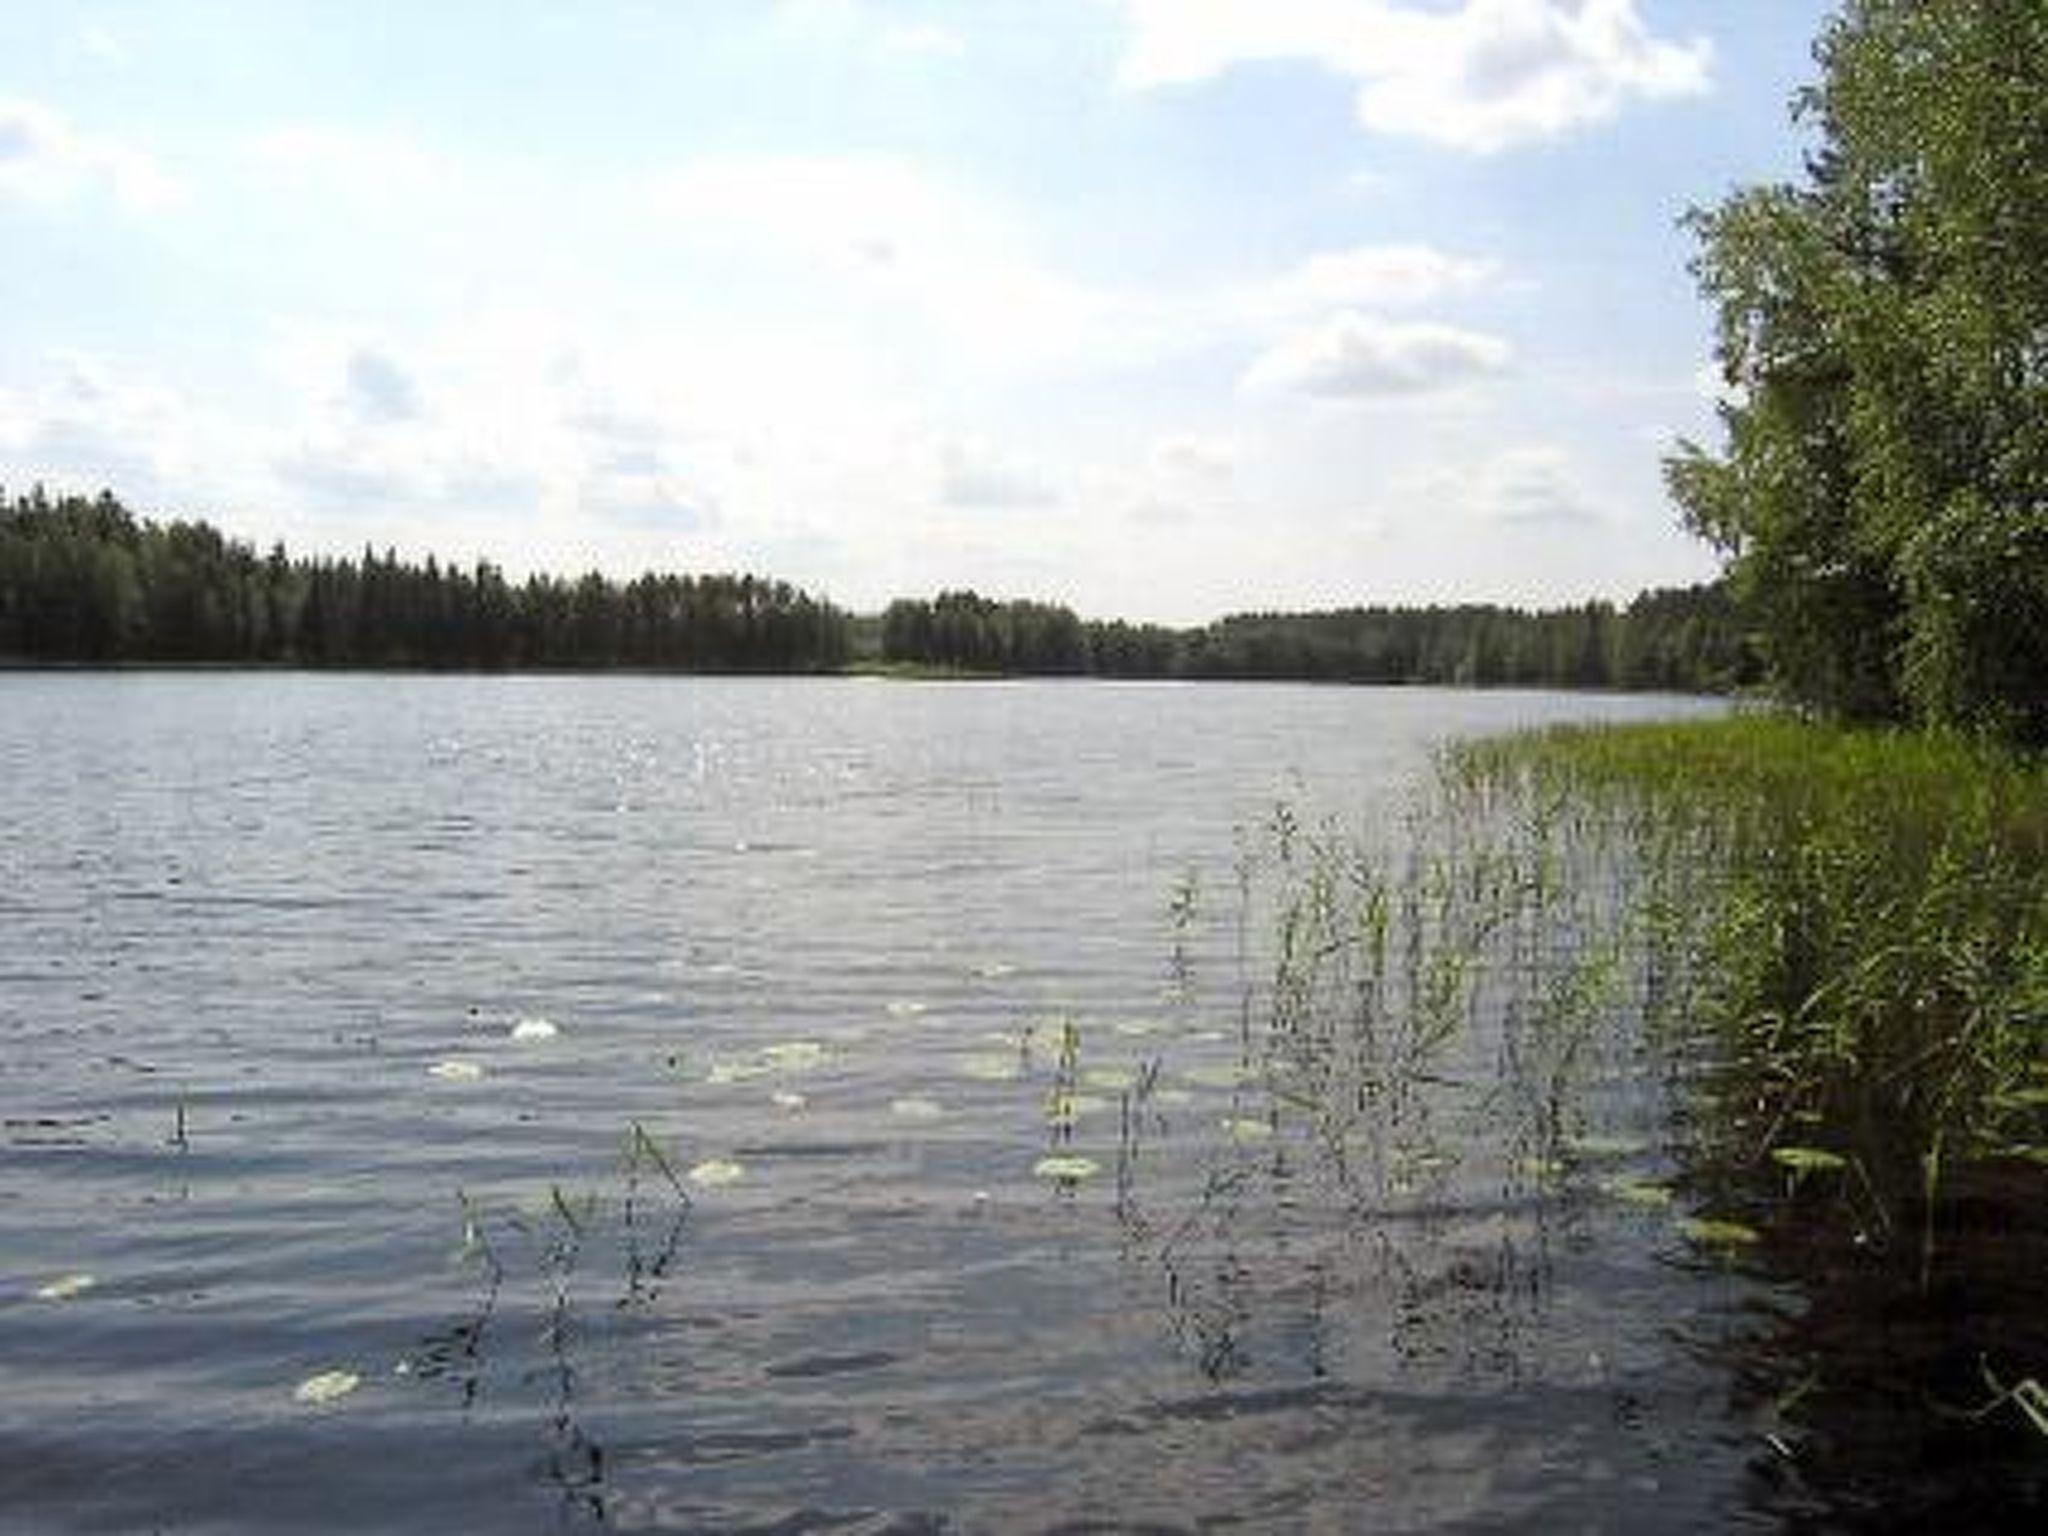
[508,1017,558,1041]
[35,1273,95,1301]
[762,1041,829,1072]
[956,1054,1020,1082]
[1183,1062,1254,1089]
[1771,1145,1848,1174]
[687,1158,745,1188]
[1599,1177,1675,1208]
[1221,1117,1274,1143]
[706,1059,770,1085]
[771,1091,808,1112]
[1033,1154,1100,1182]
[885,1000,927,1018]
[1083,1067,1137,1092]
[293,1369,361,1405]
[427,1059,484,1081]
[1566,1134,1649,1161]
[1681,1217,1761,1248]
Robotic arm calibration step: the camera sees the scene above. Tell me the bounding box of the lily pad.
[1183,1062,1255,1089]
[771,1091,809,1112]
[34,1273,95,1301]
[1565,1134,1649,1161]
[762,1041,829,1072]
[1033,1154,1101,1182]
[706,1059,770,1085]
[688,1157,746,1188]
[1599,1177,1675,1208]
[1681,1217,1761,1248]
[885,1000,927,1019]
[1221,1117,1274,1143]
[956,1054,1021,1082]
[293,1369,361,1405]
[1771,1145,1848,1174]
[889,1096,945,1122]
[427,1059,484,1081]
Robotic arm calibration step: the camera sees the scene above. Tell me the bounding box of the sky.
[0,0,1835,623]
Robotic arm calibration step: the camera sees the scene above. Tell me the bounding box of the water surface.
[0,675,1757,1533]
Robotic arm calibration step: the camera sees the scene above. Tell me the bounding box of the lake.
[1,674,1767,1533]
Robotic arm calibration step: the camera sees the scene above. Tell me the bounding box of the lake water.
[1,674,1769,1534]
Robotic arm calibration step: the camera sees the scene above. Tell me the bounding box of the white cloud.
[1115,0,1712,153]
[0,352,222,503]
[1150,432,1239,485]
[1255,243,1500,317]
[1241,311,1511,398]
[643,153,1116,368]
[0,96,184,213]
[934,435,1058,509]
[1416,444,1602,528]
[878,23,966,60]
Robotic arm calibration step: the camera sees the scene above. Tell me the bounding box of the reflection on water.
[2,674,1797,1532]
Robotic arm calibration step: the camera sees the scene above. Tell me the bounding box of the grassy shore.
[1449,714,2048,1203]
[1440,713,2048,1474]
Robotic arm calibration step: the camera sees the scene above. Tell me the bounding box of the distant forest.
[881,587,1754,692]
[1,485,1755,691]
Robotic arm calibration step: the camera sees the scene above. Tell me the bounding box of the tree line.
[879,586,1755,692]
[0,486,852,671]
[1671,0,2048,745]
[1,484,1754,691]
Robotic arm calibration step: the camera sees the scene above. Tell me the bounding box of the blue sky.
[1,1,1832,622]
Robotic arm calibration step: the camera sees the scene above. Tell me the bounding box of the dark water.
[0,674,1774,1534]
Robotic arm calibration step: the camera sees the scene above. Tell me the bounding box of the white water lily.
[771,1090,809,1112]
[509,1016,559,1041]
[687,1157,746,1188]
[427,1059,484,1081]
[293,1369,361,1405]
[35,1273,95,1301]
[884,1000,927,1018]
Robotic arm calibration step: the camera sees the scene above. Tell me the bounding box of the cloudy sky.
[1,1,1831,622]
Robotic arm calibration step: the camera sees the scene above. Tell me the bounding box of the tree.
[1669,0,2048,742]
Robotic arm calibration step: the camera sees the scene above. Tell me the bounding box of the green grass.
[1447,713,2048,1224]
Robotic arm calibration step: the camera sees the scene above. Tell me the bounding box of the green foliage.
[1671,1,2048,742]
[0,485,852,670]
[1456,715,2048,1207]
[881,585,1756,692]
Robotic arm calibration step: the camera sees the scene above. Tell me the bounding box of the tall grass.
[1449,715,2048,1227]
